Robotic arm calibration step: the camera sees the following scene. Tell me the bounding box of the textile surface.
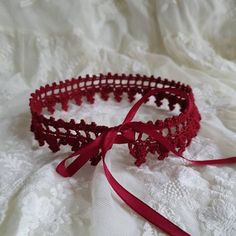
[0,1,236,235]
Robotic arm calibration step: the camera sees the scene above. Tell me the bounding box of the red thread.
[30,73,236,236]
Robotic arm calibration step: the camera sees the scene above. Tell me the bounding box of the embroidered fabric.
[0,0,236,236]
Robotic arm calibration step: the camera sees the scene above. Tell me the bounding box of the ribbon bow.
[56,88,236,236]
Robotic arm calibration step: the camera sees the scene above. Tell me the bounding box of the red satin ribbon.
[56,88,236,236]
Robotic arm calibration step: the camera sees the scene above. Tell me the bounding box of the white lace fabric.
[0,1,236,235]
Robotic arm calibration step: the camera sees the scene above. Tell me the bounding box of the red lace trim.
[30,73,200,165]
[29,73,236,236]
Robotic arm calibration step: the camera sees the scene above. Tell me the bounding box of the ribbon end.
[56,162,72,177]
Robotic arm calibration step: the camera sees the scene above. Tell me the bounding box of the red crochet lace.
[30,73,236,236]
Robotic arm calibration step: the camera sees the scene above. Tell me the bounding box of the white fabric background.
[0,0,236,235]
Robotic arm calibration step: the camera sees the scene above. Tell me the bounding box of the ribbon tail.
[126,122,236,166]
[122,88,188,124]
[102,155,190,236]
[56,135,103,177]
[182,156,236,165]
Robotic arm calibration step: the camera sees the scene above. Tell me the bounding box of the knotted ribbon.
[55,88,236,236]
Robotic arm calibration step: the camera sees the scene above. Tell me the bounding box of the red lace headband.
[30,73,236,236]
